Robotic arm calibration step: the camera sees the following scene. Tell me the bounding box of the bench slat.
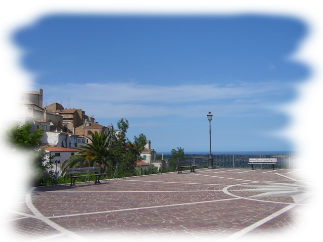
[248,158,277,170]
[248,158,277,164]
[67,167,100,174]
[176,161,198,174]
[67,167,105,186]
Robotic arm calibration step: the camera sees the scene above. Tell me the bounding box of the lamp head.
[207,111,213,121]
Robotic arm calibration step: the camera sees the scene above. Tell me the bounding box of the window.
[143,155,146,160]
[71,153,74,156]
[55,153,60,157]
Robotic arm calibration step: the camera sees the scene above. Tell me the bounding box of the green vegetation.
[136,164,159,175]
[0,123,54,188]
[155,153,163,160]
[6,119,149,186]
[62,118,147,180]
[168,147,185,172]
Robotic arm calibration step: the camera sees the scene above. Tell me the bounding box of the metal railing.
[194,154,323,169]
[190,154,296,169]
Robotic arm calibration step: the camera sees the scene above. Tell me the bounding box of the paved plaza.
[7,168,312,241]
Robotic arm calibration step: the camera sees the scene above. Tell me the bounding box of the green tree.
[169,147,185,171]
[61,129,113,175]
[62,118,146,179]
[160,160,167,173]
[109,118,147,178]
[0,123,50,187]
[155,153,163,160]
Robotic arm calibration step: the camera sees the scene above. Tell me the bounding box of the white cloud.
[41,81,289,118]
[78,81,285,103]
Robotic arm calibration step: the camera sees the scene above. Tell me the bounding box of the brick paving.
[6,168,311,241]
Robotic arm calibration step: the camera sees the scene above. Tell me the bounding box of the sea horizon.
[159,151,295,155]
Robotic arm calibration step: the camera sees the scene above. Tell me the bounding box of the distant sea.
[160,151,294,155]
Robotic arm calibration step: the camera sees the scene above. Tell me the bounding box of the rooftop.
[44,147,81,152]
[59,108,78,114]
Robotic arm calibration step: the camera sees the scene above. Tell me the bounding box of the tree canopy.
[0,123,50,187]
[0,123,45,162]
[169,147,185,171]
[62,118,147,178]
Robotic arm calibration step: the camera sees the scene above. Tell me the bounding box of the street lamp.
[207,112,213,169]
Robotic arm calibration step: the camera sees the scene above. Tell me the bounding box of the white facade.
[140,140,156,165]
[44,147,81,174]
[41,131,70,148]
[41,131,82,148]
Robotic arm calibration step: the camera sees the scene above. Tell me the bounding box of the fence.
[0,154,323,190]
[191,154,323,169]
[213,154,320,169]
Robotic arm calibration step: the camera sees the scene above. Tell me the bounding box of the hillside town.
[18,89,162,174]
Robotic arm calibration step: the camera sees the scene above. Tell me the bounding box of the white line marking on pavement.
[47,197,241,219]
[275,173,300,181]
[287,170,302,174]
[46,190,223,193]
[26,187,85,241]
[223,204,297,242]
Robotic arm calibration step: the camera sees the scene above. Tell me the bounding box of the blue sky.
[12,14,309,153]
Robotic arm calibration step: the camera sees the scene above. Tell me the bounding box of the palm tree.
[61,129,113,175]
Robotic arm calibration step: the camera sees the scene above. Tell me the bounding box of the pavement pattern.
[6,168,312,241]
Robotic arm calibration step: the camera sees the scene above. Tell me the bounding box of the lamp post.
[207,112,213,169]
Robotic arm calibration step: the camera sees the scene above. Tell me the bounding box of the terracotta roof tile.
[44,147,81,152]
[136,160,149,166]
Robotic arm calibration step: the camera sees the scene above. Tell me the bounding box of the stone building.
[44,102,64,112]
[83,123,107,143]
[59,108,84,133]
[140,140,156,165]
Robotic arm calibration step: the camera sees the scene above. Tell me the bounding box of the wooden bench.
[176,160,197,174]
[248,158,277,170]
[66,167,106,186]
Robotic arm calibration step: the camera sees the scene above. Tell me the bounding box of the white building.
[44,147,81,174]
[140,140,157,165]
[41,131,71,148]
